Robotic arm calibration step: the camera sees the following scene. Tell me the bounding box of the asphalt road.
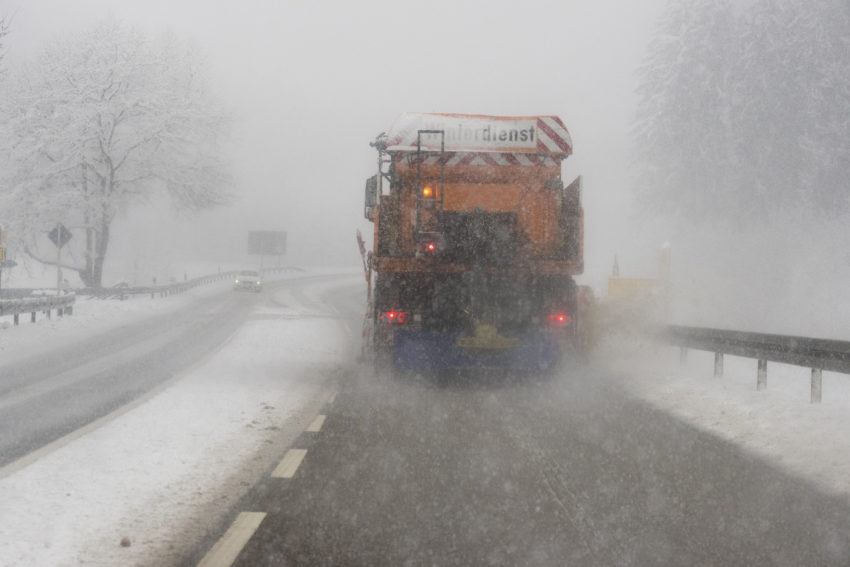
[187,284,850,566]
[0,285,266,469]
[10,274,848,565]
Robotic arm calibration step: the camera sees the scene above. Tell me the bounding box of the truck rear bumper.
[392,329,565,371]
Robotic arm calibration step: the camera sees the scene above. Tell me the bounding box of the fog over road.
[209,364,850,566]
[193,287,850,566]
[3,273,850,566]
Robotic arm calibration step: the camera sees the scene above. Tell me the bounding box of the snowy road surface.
[198,363,850,566]
[2,269,850,565]
[0,271,360,566]
[0,288,262,468]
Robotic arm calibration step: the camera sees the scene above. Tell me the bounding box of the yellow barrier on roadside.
[607,277,658,300]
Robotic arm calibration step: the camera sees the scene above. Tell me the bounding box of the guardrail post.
[664,324,850,404]
[757,359,767,391]
[679,347,688,364]
[811,368,822,403]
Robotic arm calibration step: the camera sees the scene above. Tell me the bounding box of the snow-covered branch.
[23,244,84,273]
[0,18,233,287]
[633,0,850,224]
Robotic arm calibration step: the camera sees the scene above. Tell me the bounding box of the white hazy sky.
[1,0,667,287]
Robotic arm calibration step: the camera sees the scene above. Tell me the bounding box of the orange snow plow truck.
[361,113,587,371]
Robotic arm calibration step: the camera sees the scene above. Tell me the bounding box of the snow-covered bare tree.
[0,19,232,287]
[634,0,850,225]
[632,0,741,221]
[633,0,850,334]
[0,15,8,68]
[735,0,850,219]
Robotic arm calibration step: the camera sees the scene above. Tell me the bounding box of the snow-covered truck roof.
[385,113,573,157]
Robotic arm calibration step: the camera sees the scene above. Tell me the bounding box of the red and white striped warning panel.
[412,152,561,167]
[386,113,573,157]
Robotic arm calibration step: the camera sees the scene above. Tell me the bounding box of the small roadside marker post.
[48,224,72,296]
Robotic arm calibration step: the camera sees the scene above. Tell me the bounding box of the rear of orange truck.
[362,113,585,371]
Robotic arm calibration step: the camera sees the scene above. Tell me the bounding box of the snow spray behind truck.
[360,113,587,371]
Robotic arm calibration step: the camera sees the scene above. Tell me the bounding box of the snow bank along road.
[0,271,359,566]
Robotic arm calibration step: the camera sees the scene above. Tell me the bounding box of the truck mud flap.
[393,330,561,371]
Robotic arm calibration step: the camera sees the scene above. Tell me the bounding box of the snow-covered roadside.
[8,264,848,563]
[0,269,307,366]
[601,339,850,498]
[0,272,354,567]
[0,290,214,366]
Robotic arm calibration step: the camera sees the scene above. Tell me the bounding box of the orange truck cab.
[362,113,583,371]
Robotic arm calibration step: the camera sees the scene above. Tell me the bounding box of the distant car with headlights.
[233,270,263,292]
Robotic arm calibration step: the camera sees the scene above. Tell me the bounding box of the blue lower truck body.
[391,328,566,371]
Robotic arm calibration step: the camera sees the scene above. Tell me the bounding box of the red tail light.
[547,313,572,327]
[380,310,408,324]
[418,232,444,257]
[420,240,438,256]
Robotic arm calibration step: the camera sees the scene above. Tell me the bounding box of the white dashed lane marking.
[197,391,332,564]
[306,414,326,432]
[272,449,308,478]
[196,511,266,567]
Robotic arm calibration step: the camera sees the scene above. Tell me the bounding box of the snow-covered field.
[0,270,355,566]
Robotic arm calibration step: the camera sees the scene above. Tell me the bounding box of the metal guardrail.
[0,289,39,299]
[76,266,304,299]
[0,266,303,326]
[0,293,76,324]
[663,325,850,403]
[77,272,239,299]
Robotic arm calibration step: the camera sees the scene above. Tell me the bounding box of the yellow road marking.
[197,511,266,567]
[271,448,308,478]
